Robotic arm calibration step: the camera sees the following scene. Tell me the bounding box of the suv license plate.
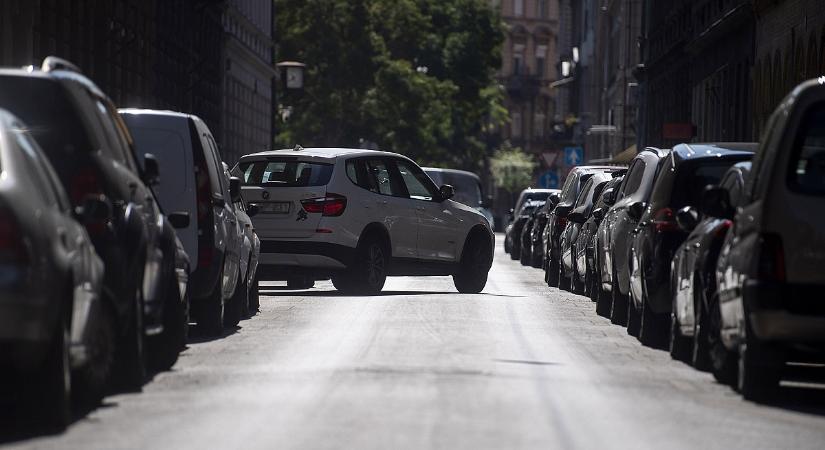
[261,202,291,214]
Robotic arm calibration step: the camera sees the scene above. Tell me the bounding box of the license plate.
[260,202,291,214]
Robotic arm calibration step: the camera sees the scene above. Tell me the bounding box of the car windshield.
[236,159,334,187]
[433,172,482,207]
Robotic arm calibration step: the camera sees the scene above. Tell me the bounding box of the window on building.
[514,0,524,17]
[535,44,547,78]
[513,43,525,75]
[538,0,547,18]
[511,112,522,138]
[534,113,546,139]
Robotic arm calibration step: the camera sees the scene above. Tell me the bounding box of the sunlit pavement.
[5,234,825,449]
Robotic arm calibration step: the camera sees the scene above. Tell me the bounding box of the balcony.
[505,74,541,98]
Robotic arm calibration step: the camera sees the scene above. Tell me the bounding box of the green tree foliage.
[489,144,537,194]
[275,0,504,168]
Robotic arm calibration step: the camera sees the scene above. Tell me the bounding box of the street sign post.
[538,170,559,189]
[564,146,583,166]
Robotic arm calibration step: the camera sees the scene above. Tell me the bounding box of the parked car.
[234,197,261,315]
[710,80,825,400]
[528,197,561,268]
[220,162,249,327]
[581,175,624,301]
[507,200,543,261]
[598,148,671,325]
[0,57,175,390]
[593,178,625,316]
[670,161,753,371]
[562,172,614,294]
[544,166,621,287]
[504,188,557,254]
[120,109,244,336]
[235,148,495,294]
[628,143,755,346]
[423,167,494,228]
[0,111,107,427]
[519,200,546,266]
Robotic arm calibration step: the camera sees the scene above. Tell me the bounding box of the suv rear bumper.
[744,280,825,342]
[259,240,354,269]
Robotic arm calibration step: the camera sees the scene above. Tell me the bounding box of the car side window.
[394,159,438,201]
[12,128,58,207]
[621,159,646,197]
[364,158,397,196]
[788,102,825,195]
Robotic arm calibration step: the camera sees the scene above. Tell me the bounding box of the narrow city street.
[3,235,824,450]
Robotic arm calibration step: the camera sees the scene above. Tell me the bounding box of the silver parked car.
[0,110,108,428]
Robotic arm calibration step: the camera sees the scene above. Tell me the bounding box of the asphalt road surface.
[4,235,825,449]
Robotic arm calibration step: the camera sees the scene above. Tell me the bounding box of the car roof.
[422,167,481,180]
[671,142,757,164]
[119,108,195,120]
[0,66,108,101]
[240,147,406,162]
[519,188,559,194]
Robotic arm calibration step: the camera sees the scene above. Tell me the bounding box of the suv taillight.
[757,233,786,282]
[301,194,347,217]
[70,168,106,235]
[652,207,679,232]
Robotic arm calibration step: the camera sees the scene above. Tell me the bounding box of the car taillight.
[301,194,347,217]
[70,169,106,235]
[0,212,28,265]
[757,233,786,282]
[652,207,679,232]
[714,219,732,238]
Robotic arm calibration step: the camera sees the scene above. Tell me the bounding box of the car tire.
[639,296,668,349]
[453,234,492,294]
[504,236,511,254]
[198,269,225,337]
[287,276,315,290]
[609,269,628,326]
[708,295,736,385]
[248,272,260,314]
[349,236,387,295]
[147,275,187,372]
[510,245,520,260]
[223,274,246,328]
[546,257,559,287]
[39,313,72,430]
[669,311,692,363]
[519,246,530,266]
[112,290,146,392]
[626,289,641,337]
[737,316,783,402]
[691,296,712,371]
[331,275,355,293]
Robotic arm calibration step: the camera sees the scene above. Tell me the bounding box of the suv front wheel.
[453,234,491,294]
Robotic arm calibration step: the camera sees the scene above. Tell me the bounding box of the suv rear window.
[789,102,825,195]
[237,159,333,187]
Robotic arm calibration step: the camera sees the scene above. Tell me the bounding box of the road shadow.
[259,288,526,298]
[186,324,240,344]
[0,394,120,444]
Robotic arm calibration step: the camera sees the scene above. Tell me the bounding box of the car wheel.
[38,313,72,430]
[197,268,225,337]
[708,295,736,385]
[331,275,355,293]
[519,246,530,266]
[626,288,641,337]
[113,290,146,392]
[349,236,387,295]
[74,298,116,405]
[147,275,187,372]
[510,244,520,260]
[737,316,783,402]
[669,310,692,363]
[639,295,668,349]
[223,274,246,328]
[546,255,559,287]
[248,272,260,314]
[691,294,712,371]
[609,268,628,326]
[453,234,491,294]
[504,236,511,254]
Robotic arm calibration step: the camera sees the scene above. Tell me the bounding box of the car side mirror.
[675,206,700,232]
[143,153,160,186]
[508,208,515,222]
[601,188,615,205]
[229,177,242,203]
[439,184,455,201]
[555,204,573,217]
[76,194,112,224]
[168,211,190,229]
[628,201,646,220]
[247,203,260,217]
[549,192,561,204]
[593,207,605,222]
[568,211,586,224]
[700,186,735,219]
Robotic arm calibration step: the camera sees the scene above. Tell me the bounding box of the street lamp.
[276,61,306,90]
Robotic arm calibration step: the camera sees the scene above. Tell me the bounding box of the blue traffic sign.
[564,146,584,166]
[538,170,559,189]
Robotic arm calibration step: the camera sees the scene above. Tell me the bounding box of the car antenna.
[294,144,304,151]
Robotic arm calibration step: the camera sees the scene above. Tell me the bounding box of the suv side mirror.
[77,194,112,223]
[247,203,260,217]
[168,211,190,229]
[628,201,646,220]
[143,153,160,186]
[555,204,573,217]
[601,188,615,205]
[438,184,455,201]
[592,207,605,222]
[229,177,242,203]
[701,186,734,219]
[549,192,561,204]
[675,206,699,232]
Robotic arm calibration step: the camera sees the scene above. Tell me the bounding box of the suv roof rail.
[41,56,82,74]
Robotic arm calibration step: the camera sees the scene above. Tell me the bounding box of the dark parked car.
[507,200,544,260]
[599,148,671,325]
[574,175,624,298]
[0,57,177,390]
[519,200,546,266]
[670,162,752,371]
[712,80,825,400]
[628,143,755,346]
[0,111,107,427]
[559,172,613,293]
[545,166,621,287]
[528,197,561,268]
[504,188,557,254]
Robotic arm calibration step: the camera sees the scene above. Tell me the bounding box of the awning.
[611,144,637,164]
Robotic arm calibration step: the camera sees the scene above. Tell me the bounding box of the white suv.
[233,148,494,294]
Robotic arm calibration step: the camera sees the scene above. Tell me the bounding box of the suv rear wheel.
[453,233,491,294]
[344,236,387,295]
